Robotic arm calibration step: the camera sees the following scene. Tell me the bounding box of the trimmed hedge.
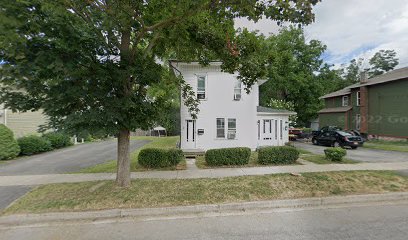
[17,135,53,156]
[138,148,183,168]
[324,147,347,162]
[205,147,251,166]
[42,132,73,149]
[0,124,20,160]
[258,146,299,165]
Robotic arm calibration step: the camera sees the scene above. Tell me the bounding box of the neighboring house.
[0,105,47,137]
[170,61,295,151]
[319,66,408,139]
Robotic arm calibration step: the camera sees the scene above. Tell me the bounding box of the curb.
[2,192,408,227]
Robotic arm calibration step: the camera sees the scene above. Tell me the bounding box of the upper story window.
[356,91,361,106]
[342,96,349,107]
[197,75,206,100]
[233,80,242,101]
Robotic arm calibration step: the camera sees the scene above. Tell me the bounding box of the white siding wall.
[177,63,259,150]
[0,106,47,138]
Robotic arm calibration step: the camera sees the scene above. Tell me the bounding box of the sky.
[235,0,408,69]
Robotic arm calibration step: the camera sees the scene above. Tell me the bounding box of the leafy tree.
[260,26,327,125]
[267,99,297,126]
[368,49,399,77]
[339,58,364,85]
[0,0,320,187]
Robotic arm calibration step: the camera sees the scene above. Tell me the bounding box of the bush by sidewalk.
[138,148,183,168]
[42,132,73,149]
[258,146,299,165]
[0,124,20,160]
[324,147,347,162]
[205,147,251,166]
[18,135,53,156]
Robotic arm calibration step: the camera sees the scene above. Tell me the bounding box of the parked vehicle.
[289,128,302,141]
[312,129,364,149]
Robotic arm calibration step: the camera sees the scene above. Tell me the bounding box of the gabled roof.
[257,106,296,115]
[318,106,352,113]
[320,66,408,99]
[359,66,408,87]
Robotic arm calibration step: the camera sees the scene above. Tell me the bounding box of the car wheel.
[333,141,341,148]
[312,139,318,145]
[351,146,357,149]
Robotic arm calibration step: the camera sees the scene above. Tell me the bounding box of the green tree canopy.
[259,26,328,125]
[368,49,399,77]
[0,0,321,186]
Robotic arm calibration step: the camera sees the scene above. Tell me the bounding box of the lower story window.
[227,118,236,139]
[216,118,225,138]
[216,118,236,139]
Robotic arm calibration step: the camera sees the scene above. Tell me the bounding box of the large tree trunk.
[116,129,131,187]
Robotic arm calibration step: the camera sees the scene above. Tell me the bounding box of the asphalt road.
[2,203,408,240]
[0,139,149,209]
[0,139,150,176]
[294,141,408,163]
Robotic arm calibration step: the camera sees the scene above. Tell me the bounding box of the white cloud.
[234,0,408,68]
[305,0,408,68]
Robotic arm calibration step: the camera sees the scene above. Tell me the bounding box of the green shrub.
[258,146,299,165]
[138,148,183,168]
[205,147,251,166]
[17,135,53,155]
[42,132,73,149]
[324,147,347,161]
[302,128,312,133]
[0,124,20,160]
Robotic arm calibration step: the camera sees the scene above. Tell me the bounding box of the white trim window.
[216,118,225,138]
[356,91,361,106]
[227,118,237,139]
[342,96,349,107]
[197,75,206,100]
[233,80,242,101]
[356,114,361,130]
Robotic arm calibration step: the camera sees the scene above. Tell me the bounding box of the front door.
[262,119,273,140]
[185,120,196,149]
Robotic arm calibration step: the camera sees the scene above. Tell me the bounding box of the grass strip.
[5,171,408,214]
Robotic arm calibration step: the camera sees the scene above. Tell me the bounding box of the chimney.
[360,71,368,84]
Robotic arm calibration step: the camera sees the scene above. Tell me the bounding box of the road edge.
[2,192,408,227]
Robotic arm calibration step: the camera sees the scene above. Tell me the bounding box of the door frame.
[185,119,196,149]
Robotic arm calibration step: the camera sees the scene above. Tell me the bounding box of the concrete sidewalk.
[2,161,408,186]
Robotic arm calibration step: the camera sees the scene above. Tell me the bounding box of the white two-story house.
[170,61,295,151]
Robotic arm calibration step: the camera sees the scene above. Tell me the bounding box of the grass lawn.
[78,136,185,173]
[5,171,408,214]
[301,153,358,164]
[195,151,301,169]
[363,140,408,153]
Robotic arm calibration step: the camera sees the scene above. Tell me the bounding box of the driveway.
[294,141,408,163]
[0,139,150,176]
[0,139,149,209]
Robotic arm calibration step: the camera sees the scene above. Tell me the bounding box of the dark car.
[312,130,364,149]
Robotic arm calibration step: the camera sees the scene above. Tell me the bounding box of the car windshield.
[336,131,352,136]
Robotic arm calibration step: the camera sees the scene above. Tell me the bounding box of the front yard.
[78,136,185,173]
[5,171,408,214]
[363,139,408,152]
[300,153,358,164]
